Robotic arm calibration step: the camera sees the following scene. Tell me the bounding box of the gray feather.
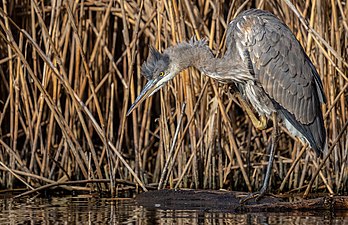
[227,9,326,153]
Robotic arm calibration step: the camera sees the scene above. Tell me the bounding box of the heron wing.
[228,9,325,125]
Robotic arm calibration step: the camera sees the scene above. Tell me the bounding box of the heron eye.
[159,72,165,77]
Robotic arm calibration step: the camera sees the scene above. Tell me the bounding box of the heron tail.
[305,111,326,155]
[276,104,326,156]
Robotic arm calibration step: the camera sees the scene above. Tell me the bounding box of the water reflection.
[0,196,347,224]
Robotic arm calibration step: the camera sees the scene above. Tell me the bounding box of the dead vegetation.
[0,0,347,197]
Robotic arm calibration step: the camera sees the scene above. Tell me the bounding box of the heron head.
[127,46,176,115]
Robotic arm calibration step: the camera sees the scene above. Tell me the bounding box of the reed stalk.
[0,0,347,197]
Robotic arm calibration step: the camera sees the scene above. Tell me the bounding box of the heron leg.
[240,113,279,204]
[236,94,267,130]
[258,113,279,197]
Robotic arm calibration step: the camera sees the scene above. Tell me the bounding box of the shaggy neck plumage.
[164,41,249,83]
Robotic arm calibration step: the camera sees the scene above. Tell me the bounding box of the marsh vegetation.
[0,0,347,198]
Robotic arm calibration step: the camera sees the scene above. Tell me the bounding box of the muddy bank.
[136,189,348,212]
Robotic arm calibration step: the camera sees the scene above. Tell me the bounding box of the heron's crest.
[141,46,170,80]
[188,36,208,48]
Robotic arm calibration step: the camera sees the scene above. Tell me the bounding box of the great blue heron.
[127,9,326,202]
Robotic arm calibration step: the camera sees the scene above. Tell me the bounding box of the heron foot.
[236,94,267,130]
[239,188,268,204]
[253,115,267,130]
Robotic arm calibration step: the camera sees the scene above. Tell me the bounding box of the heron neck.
[166,41,248,83]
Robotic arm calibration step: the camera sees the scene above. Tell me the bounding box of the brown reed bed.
[0,0,347,198]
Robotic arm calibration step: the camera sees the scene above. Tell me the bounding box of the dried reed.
[0,0,347,197]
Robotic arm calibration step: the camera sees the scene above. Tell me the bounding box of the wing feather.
[233,10,324,125]
[227,9,326,153]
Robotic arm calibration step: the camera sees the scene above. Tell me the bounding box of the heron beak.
[126,79,157,116]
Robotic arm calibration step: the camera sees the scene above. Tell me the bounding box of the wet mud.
[136,189,348,213]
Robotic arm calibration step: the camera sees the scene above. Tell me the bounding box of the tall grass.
[0,0,347,197]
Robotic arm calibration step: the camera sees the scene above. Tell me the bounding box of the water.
[0,196,347,224]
